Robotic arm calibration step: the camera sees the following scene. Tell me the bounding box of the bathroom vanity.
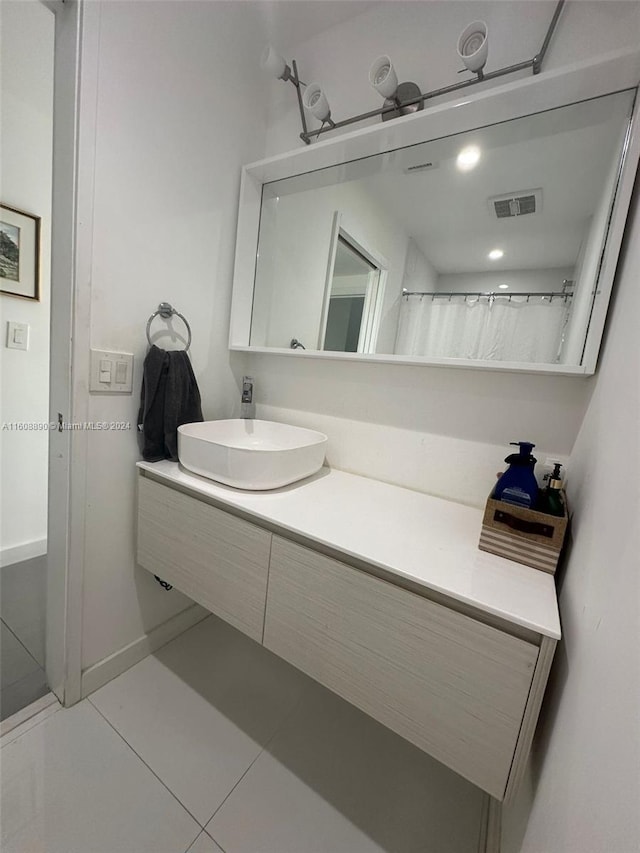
[135,462,560,805]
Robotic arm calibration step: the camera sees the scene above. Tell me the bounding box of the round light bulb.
[456,145,481,171]
[488,249,504,261]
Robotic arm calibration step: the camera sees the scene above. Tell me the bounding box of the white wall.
[502,182,640,853]
[246,0,640,505]
[400,238,438,294]
[77,1,268,672]
[0,1,53,557]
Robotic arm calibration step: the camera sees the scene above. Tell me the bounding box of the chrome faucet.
[241,376,254,418]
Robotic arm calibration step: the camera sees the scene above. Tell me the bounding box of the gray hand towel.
[138,345,203,462]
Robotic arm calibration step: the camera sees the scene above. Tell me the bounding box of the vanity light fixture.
[368,55,424,122]
[488,249,504,260]
[264,0,564,145]
[302,83,335,128]
[260,45,311,138]
[457,21,489,78]
[456,145,481,171]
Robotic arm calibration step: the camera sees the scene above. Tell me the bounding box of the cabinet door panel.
[137,476,271,641]
[264,536,538,799]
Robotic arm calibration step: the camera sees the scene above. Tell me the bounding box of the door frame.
[46,0,97,706]
[318,211,388,353]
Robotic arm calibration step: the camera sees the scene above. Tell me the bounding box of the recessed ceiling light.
[456,145,481,172]
[488,249,504,260]
[498,284,509,289]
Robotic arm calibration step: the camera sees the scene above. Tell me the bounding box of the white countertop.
[137,461,561,640]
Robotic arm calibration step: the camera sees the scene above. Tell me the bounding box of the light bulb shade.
[457,21,488,73]
[261,45,289,80]
[302,83,331,122]
[369,55,398,99]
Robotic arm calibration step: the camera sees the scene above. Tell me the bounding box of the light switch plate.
[90,349,134,393]
[6,321,29,350]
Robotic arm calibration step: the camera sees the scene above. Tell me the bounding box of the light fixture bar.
[298,0,563,144]
[533,0,565,74]
[291,61,309,139]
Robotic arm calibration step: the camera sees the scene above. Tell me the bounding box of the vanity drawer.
[137,476,271,641]
[264,536,539,799]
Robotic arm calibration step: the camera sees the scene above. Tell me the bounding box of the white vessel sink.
[177,419,328,490]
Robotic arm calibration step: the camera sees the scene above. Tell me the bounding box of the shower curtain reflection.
[395,295,569,363]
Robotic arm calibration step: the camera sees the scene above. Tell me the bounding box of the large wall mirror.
[231,54,640,374]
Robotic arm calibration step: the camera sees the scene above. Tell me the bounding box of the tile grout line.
[206,830,228,853]
[185,829,227,853]
[202,678,316,831]
[86,695,205,837]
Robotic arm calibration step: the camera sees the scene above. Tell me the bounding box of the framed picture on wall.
[0,203,41,301]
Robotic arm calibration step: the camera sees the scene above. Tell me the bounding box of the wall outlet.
[89,349,134,393]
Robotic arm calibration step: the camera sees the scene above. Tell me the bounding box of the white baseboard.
[0,693,60,742]
[0,538,47,568]
[80,604,209,698]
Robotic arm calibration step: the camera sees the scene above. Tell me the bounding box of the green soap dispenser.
[494,441,539,509]
[542,462,565,517]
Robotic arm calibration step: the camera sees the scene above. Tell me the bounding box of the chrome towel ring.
[146,302,192,351]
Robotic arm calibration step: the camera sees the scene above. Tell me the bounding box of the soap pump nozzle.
[509,441,536,459]
[549,462,563,489]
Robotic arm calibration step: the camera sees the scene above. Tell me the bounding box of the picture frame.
[0,203,41,301]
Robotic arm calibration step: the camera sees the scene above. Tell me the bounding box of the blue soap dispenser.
[494,441,539,509]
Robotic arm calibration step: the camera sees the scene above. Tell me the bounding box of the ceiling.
[256,2,382,53]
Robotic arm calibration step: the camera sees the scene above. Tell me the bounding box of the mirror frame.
[230,49,640,376]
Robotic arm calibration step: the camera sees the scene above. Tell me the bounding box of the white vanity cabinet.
[137,476,271,642]
[136,462,560,805]
[264,536,538,800]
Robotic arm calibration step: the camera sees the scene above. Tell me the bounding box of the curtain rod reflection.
[402,289,574,303]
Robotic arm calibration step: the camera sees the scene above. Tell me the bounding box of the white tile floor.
[0,555,49,720]
[0,615,486,853]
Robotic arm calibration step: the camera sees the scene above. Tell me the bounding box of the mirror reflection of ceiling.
[263,91,632,275]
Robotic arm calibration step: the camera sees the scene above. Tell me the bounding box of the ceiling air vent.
[403,161,438,174]
[489,189,542,218]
